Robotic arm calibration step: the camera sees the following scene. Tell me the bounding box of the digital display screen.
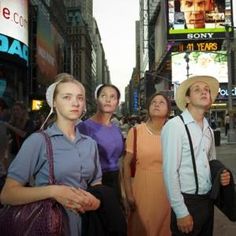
[0,33,28,65]
[171,51,228,83]
[36,8,65,83]
[0,0,28,46]
[172,40,224,51]
[0,0,28,65]
[167,0,232,40]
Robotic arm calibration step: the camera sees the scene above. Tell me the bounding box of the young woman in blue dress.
[0,73,102,235]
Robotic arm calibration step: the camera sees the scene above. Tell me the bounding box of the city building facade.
[0,0,109,117]
[126,0,235,123]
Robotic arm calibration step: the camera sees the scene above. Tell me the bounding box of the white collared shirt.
[161,109,216,218]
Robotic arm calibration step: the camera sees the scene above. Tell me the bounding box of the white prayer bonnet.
[40,80,62,129]
[94,84,104,99]
[40,74,87,129]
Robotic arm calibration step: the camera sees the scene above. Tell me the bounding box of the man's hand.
[220,169,230,186]
[177,214,193,234]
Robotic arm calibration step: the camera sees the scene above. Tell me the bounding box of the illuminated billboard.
[32,100,43,111]
[0,0,28,45]
[172,51,228,84]
[36,9,65,84]
[172,40,224,52]
[0,0,28,65]
[167,0,233,40]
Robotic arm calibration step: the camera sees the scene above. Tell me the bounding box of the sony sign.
[219,87,236,97]
[187,33,214,40]
[0,34,28,62]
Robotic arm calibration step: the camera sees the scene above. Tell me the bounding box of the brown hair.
[185,83,212,108]
[146,92,171,119]
[95,84,120,100]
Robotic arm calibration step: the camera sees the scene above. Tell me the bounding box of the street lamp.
[221,24,236,142]
[184,51,190,78]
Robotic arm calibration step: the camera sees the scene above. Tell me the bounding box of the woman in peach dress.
[123,92,171,236]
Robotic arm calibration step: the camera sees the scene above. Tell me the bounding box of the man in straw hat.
[161,75,230,235]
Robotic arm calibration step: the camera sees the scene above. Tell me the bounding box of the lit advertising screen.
[32,100,43,111]
[171,39,224,51]
[36,8,65,84]
[0,0,28,65]
[167,0,233,40]
[171,51,228,84]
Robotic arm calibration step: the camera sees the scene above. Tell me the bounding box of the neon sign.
[219,87,236,97]
[0,34,28,62]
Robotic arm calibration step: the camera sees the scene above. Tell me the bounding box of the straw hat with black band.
[175,75,219,111]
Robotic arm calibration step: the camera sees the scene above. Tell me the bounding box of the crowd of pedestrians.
[0,73,235,236]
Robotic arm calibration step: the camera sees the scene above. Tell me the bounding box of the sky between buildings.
[93,0,139,101]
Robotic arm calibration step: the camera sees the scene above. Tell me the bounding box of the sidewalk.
[213,128,236,236]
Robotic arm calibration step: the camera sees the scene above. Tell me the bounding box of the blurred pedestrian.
[161,75,231,236]
[224,113,230,136]
[210,115,216,130]
[123,92,171,236]
[120,117,130,140]
[0,98,9,122]
[4,101,35,162]
[33,112,46,131]
[0,73,102,235]
[111,114,121,127]
[0,99,9,190]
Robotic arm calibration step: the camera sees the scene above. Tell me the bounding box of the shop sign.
[0,34,28,62]
[219,87,236,97]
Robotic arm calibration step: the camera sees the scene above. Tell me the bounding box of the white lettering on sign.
[38,46,55,66]
[187,33,214,40]
[0,0,28,46]
[219,87,236,97]
[0,34,28,62]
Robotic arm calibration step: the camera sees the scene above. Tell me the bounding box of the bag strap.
[38,131,56,185]
[133,126,137,161]
[179,115,199,195]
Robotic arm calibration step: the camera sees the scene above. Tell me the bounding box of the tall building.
[64,1,94,114]
[0,0,111,115]
[135,0,236,123]
[139,0,149,79]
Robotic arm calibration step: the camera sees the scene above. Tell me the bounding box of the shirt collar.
[182,109,210,130]
[46,123,85,141]
[181,109,195,125]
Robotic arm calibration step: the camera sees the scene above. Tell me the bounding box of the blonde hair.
[53,73,86,100]
[41,73,86,129]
